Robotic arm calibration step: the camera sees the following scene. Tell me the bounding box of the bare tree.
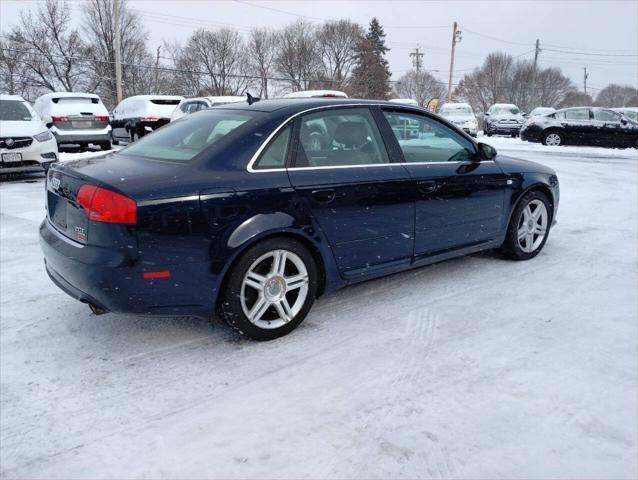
[180,28,250,96]
[594,84,638,107]
[317,20,363,88]
[8,0,92,93]
[394,69,446,106]
[82,0,157,108]
[248,28,277,98]
[0,37,37,99]
[534,67,574,108]
[557,90,593,108]
[275,20,322,91]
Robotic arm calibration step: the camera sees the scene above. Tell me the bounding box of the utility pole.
[583,67,589,96]
[530,39,541,108]
[410,46,424,103]
[113,0,123,104]
[447,22,459,103]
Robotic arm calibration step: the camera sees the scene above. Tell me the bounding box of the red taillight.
[77,185,137,224]
[95,115,109,121]
[141,115,160,122]
[51,116,67,122]
[143,271,171,279]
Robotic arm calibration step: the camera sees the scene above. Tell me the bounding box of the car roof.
[217,97,422,114]
[36,92,101,100]
[0,94,26,102]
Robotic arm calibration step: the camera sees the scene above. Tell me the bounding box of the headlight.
[34,130,53,142]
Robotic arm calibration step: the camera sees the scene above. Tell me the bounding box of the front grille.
[0,137,33,149]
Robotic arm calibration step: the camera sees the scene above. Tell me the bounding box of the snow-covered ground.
[1,138,637,478]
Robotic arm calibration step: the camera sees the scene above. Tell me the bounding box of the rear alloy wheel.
[219,237,318,340]
[542,131,563,146]
[501,191,551,260]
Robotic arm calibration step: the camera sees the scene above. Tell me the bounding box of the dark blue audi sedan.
[40,98,559,340]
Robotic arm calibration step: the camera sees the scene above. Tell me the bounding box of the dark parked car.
[521,107,638,148]
[40,98,560,340]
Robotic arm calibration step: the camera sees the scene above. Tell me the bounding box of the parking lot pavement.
[1,141,636,478]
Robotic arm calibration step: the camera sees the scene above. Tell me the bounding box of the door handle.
[311,188,335,203]
[417,180,437,194]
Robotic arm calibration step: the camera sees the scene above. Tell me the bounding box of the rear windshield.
[53,97,99,104]
[150,99,181,105]
[0,100,35,121]
[121,110,257,162]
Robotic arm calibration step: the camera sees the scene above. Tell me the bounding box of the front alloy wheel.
[219,237,318,340]
[501,190,552,260]
[516,200,548,253]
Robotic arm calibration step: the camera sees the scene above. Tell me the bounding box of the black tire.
[542,130,564,146]
[111,133,119,146]
[100,141,112,151]
[130,130,139,143]
[501,190,552,261]
[634,137,638,149]
[218,237,318,340]
[511,132,518,138]
[486,131,492,137]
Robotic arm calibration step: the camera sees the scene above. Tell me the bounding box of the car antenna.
[246,92,260,105]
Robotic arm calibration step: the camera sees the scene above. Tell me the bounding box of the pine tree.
[349,18,392,99]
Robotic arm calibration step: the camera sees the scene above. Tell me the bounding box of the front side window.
[565,109,590,121]
[593,109,621,122]
[383,110,475,163]
[294,108,389,168]
[122,110,258,162]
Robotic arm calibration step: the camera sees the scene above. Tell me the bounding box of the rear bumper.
[50,125,112,145]
[39,219,219,317]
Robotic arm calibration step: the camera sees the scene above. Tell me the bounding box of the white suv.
[33,92,112,150]
[0,94,59,174]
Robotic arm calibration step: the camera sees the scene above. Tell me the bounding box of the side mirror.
[484,112,490,116]
[478,142,497,160]
[621,118,628,125]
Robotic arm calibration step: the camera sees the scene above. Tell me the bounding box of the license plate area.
[2,152,22,163]
[71,120,93,129]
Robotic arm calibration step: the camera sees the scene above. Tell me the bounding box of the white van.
[111,95,183,143]
[33,92,112,149]
[282,90,348,99]
[1,94,59,174]
[170,96,245,122]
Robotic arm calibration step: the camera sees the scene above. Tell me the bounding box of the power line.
[544,47,638,58]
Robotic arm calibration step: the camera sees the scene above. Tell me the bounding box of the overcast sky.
[2,0,637,96]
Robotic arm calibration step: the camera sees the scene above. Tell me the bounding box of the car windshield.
[440,106,473,116]
[0,100,35,121]
[121,110,257,162]
[490,105,520,115]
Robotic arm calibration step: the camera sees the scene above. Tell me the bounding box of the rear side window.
[565,109,590,121]
[121,110,257,162]
[383,110,475,163]
[293,108,389,168]
[253,125,291,170]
